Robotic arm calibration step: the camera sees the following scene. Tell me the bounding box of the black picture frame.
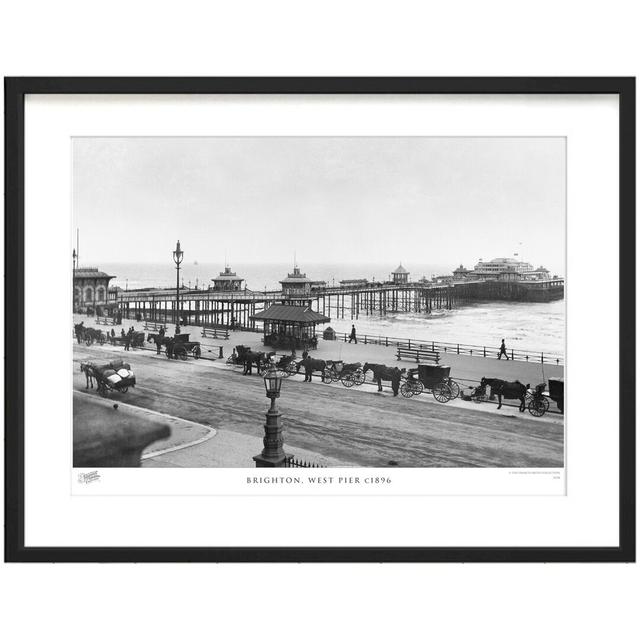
[4,77,635,563]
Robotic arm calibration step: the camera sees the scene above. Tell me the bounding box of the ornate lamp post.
[173,240,184,331]
[253,366,290,467]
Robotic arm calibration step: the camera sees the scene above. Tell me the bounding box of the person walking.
[348,324,357,344]
[498,338,509,360]
[124,331,131,351]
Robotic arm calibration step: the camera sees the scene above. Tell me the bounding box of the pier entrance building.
[73,267,115,314]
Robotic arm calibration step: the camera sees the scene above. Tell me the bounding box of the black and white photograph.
[72,136,566,471]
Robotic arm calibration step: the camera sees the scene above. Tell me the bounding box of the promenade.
[73,315,564,468]
[79,314,563,388]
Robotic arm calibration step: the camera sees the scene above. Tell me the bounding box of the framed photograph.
[5,77,635,562]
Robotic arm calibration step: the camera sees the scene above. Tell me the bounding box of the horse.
[83,327,104,346]
[297,357,327,382]
[79,362,96,389]
[147,332,170,355]
[363,363,404,396]
[74,322,85,344]
[480,377,530,412]
[236,346,271,375]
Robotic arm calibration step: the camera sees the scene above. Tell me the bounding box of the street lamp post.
[173,240,184,331]
[253,367,290,467]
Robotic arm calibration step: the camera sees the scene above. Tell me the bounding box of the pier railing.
[328,332,563,365]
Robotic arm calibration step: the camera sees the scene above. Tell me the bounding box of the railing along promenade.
[325,331,562,365]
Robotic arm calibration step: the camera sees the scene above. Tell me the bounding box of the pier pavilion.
[211,266,244,292]
[250,303,331,350]
[392,264,409,285]
[280,265,313,299]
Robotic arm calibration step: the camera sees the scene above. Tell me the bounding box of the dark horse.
[235,345,270,375]
[363,363,404,396]
[147,332,171,355]
[74,322,85,344]
[87,327,106,345]
[296,356,327,382]
[480,377,530,412]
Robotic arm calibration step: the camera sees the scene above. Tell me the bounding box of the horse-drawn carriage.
[400,364,460,402]
[322,360,365,387]
[80,359,136,397]
[269,354,298,377]
[169,333,202,360]
[74,323,106,346]
[527,377,564,417]
[227,345,273,374]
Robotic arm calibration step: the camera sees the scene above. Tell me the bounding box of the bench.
[396,347,440,364]
[201,327,230,340]
[144,321,167,332]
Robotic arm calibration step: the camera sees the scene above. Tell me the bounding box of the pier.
[114,277,564,329]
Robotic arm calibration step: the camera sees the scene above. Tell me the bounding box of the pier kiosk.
[251,304,330,351]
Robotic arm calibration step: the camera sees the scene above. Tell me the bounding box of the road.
[74,343,564,468]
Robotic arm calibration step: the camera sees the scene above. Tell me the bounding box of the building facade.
[73,267,115,313]
[472,257,534,279]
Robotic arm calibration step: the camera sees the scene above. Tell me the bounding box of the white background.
[27,95,613,546]
[1,1,638,639]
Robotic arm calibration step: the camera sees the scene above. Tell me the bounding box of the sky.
[72,137,566,275]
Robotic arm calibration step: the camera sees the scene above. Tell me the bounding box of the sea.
[101,262,565,356]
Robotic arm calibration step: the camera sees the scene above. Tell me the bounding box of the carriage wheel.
[433,382,452,403]
[528,398,548,417]
[412,381,424,396]
[353,369,365,386]
[447,379,460,399]
[194,346,201,359]
[400,383,414,398]
[175,348,188,361]
[120,386,128,394]
[286,362,297,377]
[98,384,109,398]
[85,337,92,346]
[330,369,340,383]
[322,368,333,383]
[341,373,356,388]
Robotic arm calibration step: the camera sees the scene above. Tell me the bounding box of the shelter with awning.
[250,304,331,350]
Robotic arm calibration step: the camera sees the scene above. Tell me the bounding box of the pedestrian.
[498,338,510,360]
[348,324,357,344]
[124,332,131,351]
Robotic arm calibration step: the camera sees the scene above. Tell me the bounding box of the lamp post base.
[252,453,293,468]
